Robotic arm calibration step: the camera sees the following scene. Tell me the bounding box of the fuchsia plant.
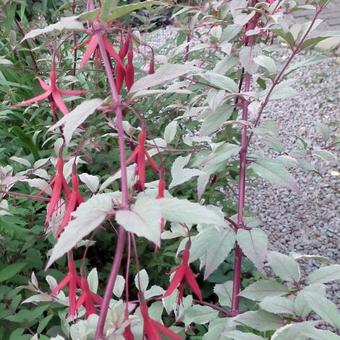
[5,0,340,339]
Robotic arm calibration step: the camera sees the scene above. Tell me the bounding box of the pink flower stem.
[231,0,258,314]
[231,2,326,314]
[95,34,129,339]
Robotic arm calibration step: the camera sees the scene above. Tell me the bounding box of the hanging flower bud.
[164,242,202,302]
[125,49,135,91]
[46,157,70,225]
[49,257,79,316]
[149,55,155,75]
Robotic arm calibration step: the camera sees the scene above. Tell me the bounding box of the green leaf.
[234,310,284,331]
[134,269,149,292]
[87,268,98,293]
[195,143,239,174]
[37,314,53,334]
[10,127,40,160]
[184,305,218,326]
[307,264,340,284]
[23,16,83,40]
[267,251,300,283]
[294,283,326,317]
[113,275,125,298]
[164,121,178,144]
[116,195,161,246]
[170,155,204,188]
[239,280,289,301]
[214,281,233,307]
[302,292,340,328]
[0,262,27,282]
[49,99,103,145]
[201,72,238,92]
[190,226,235,279]
[254,55,277,74]
[273,29,295,48]
[199,105,233,136]
[271,321,320,340]
[102,1,164,22]
[203,318,235,340]
[130,64,198,93]
[159,198,226,226]
[259,296,295,315]
[313,149,336,162]
[270,80,297,100]
[46,193,117,268]
[224,330,266,340]
[236,228,268,273]
[250,159,297,191]
[285,55,325,76]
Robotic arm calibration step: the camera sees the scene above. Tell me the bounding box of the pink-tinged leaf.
[58,88,87,96]
[38,78,51,91]
[80,35,98,69]
[154,321,183,340]
[102,35,125,69]
[52,90,69,115]
[163,266,185,298]
[49,274,70,296]
[184,268,202,301]
[16,90,51,107]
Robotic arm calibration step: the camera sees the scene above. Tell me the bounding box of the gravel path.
[247,52,340,304]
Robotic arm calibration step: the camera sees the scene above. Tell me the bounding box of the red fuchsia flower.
[163,244,202,302]
[55,170,83,237]
[126,127,160,191]
[123,324,134,340]
[140,301,182,340]
[49,257,79,316]
[75,276,103,317]
[79,30,125,70]
[45,157,71,226]
[115,33,131,93]
[15,63,86,115]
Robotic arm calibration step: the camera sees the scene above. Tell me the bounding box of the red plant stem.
[231,3,326,314]
[0,191,50,202]
[231,1,258,314]
[95,34,129,339]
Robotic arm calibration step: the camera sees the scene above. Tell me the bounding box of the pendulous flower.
[75,276,102,317]
[15,63,86,115]
[163,244,202,302]
[55,169,83,237]
[45,157,71,226]
[79,31,125,70]
[140,301,182,340]
[126,127,159,190]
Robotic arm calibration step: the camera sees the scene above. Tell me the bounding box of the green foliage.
[0,0,339,338]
